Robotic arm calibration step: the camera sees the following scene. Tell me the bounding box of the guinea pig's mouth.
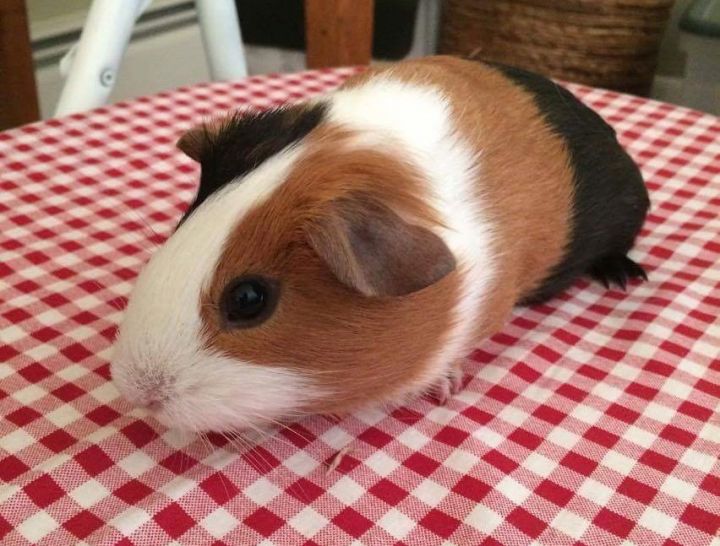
[136,398,169,419]
[124,395,170,423]
[111,349,321,434]
[132,398,189,430]
[114,377,172,413]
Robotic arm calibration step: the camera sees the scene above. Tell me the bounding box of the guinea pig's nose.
[136,393,168,412]
[140,397,163,411]
[115,370,171,411]
[122,389,165,412]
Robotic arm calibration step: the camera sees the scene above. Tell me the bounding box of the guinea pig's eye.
[220,276,278,328]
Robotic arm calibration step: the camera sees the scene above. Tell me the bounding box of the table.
[1,67,719,545]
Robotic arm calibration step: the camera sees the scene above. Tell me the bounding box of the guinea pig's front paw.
[428,360,465,405]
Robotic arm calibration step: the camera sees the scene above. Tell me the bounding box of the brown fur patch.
[344,56,574,338]
[200,133,461,414]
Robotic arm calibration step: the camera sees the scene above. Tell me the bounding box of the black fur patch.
[181,102,327,221]
[488,62,650,303]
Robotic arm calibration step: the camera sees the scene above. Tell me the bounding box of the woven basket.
[439,0,675,96]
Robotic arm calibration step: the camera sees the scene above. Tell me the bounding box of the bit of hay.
[326,444,353,475]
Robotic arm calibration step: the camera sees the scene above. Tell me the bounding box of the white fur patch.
[328,77,496,392]
[111,145,322,432]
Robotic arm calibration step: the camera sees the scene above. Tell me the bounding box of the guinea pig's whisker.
[242,422,283,449]
[230,434,267,470]
[83,279,124,312]
[234,436,266,470]
[209,434,234,502]
[262,428,304,452]
[158,408,196,473]
[241,423,307,469]
[222,430,244,450]
[219,431,238,454]
[258,416,313,446]
[226,427,315,489]
[183,441,196,473]
[219,431,237,449]
[197,431,213,455]
[225,431,269,473]
[127,208,164,252]
[225,429,255,452]
[244,414,307,445]
[217,469,233,503]
[180,449,192,474]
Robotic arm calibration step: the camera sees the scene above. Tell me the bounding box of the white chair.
[55,0,248,116]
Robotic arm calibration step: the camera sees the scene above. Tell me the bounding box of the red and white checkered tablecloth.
[1,67,719,546]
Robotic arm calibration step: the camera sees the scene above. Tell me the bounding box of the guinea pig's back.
[344,57,574,313]
[487,62,650,302]
[344,56,649,309]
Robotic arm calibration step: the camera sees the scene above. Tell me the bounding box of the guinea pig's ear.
[307,197,456,297]
[176,118,225,162]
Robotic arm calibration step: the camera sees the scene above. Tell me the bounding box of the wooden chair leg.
[305,0,374,69]
[0,0,40,129]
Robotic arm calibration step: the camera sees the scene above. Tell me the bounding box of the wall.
[27,0,90,24]
[28,0,719,118]
[651,0,720,114]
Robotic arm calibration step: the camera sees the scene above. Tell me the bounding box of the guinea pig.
[110,56,649,433]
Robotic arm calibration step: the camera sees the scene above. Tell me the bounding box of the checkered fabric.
[1,67,719,546]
